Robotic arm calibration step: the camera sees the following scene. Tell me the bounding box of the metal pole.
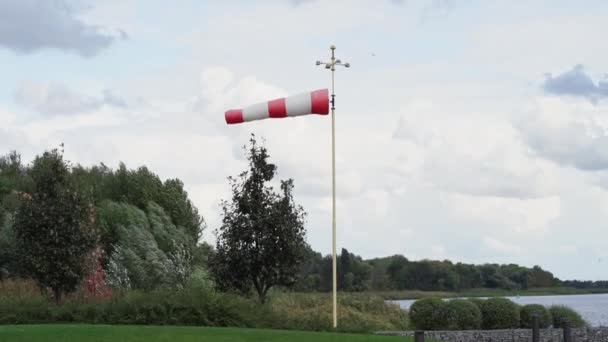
[414,331,425,342]
[532,314,540,342]
[316,45,349,330]
[330,46,337,330]
[563,321,571,342]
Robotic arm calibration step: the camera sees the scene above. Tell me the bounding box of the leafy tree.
[97,200,195,290]
[71,163,205,243]
[70,161,205,271]
[158,178,205,242]
[294,247,324,291]
[339,248,353,289]
[386,255,409,290]
[211,135,308,303]
[0,177,7,225]
[0,216,17,280]
[528,265,558,288]
[338,248,371,291]
[0,151,33,194]
[14,150,96,303]
[454,263,482,290]
[370,262,391,291]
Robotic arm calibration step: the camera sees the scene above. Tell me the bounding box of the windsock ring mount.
[225,89,329,124]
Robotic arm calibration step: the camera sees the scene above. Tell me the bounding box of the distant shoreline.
[328,287,608,301]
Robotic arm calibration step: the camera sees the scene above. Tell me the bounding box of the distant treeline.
[561,280,608,289]
[295,248,603,292]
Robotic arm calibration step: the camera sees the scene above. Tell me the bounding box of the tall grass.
[0,279,41,299]
[0,280,408,333]
[268,292,409,333]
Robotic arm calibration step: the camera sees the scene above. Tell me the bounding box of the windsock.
[225,89,329,124]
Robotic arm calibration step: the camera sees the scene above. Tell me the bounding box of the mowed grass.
[0,325,411,342]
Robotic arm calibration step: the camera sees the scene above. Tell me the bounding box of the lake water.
[392,294,608,327]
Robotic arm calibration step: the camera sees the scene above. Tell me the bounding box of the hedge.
[520,304,552,328]
[467,298,485,309]
[409,297,447,330]
[442,299,482,330]
[480,297,520,329]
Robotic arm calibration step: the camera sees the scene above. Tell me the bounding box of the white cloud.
[467,8,608,78]
[557,246,578,254]
[516,96,608,171]
[393,101,558,199]
[430,244,447,259]
[14,81,127,116]
[483,237,521,255]
[0,108,16,126]
[446,193,561,233]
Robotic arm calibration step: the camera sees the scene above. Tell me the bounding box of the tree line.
[294,249,567,292]
[0,137,306,303]
[0,139,605,304]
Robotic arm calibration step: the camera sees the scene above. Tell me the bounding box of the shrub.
[467,298,485,309]
[549,305,586,328]
[480,297,520,329]
[442,299,482,330]
[520,304,552,328]
[409,297,448,330]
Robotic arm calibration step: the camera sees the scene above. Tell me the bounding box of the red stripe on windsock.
[310,89,329,115]
[225,109,244,124]
[268,98,287,118]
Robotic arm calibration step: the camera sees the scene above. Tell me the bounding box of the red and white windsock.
[225,89,329,125]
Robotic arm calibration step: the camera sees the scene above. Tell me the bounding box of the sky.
[1,0,608,280]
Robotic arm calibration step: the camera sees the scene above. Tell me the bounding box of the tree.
[0,216,17,280]
[387,255,410,290]
[0,177,8,225]
[338,248,371,291]
[339,248,352,289]
[211,135,308,303]
[14,150,96,303]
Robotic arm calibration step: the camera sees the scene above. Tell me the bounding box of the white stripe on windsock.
[242,102,269,122]
[285,92,312,117]
[225,89,329,124]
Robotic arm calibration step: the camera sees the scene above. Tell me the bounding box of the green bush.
[480,297,520,329]
[549,305,586,328]
[442,299,482,330]
[409,297,447,330]
[520,304,552,328]
[467,298,485,309]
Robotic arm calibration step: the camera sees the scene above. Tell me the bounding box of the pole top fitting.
[330,45,336,50]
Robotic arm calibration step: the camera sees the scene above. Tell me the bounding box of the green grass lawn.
[0,325,411,342]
